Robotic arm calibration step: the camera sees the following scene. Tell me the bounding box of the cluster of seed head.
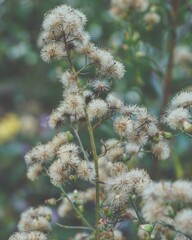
[143,12,161,26]
[9,206,51,240]
[10,3,192,240]
[163,91,192,132]
[9,232,48,240]
[72,230,124,240]
[113,105,171,160]
[105,169,151,210]
[40,4,125,80]
[39,5,125,129]
[111,0,149,17]
[141,180,192,238]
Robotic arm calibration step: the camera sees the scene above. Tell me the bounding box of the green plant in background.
[7,2,192,240]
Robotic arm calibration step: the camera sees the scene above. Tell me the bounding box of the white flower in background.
[144,12,161,26]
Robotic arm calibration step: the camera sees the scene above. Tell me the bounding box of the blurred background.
[0,0,192,239]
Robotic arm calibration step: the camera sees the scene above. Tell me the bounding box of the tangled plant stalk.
[9,3,192,240]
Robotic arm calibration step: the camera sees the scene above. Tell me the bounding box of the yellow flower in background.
[0,113,21,144]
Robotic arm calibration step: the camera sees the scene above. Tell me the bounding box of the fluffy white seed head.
[114,230,124,240]
[88,47,125,79]
[106,146,124,162]
[49,159,71,186]
[64,94,85,116]
[133,0,149,12]
[18,207,52,232]
[24,143,54,166]
[143,181,192,204]
[73,233,90,240]
[165,107,190,130]
[142,181,192,223]
[42,5,87,34]
[128,131,149,146]
[142,199,167,223]
[106,92,123,110]
[48,108,64,129]
[111,0,148,17]
[175,209,192,236]
[144,12,161,25]
[152,141,170,160]
[170,91,192,109]
[51,132,73,152]
[60,71,78,88]
[77,161,95,182]
[174,46,192,65]
[40,42,66,63]
[125,143,143,158]
[57,143,79,157]
[72,30,91,48]
[110,162,128,176]
[87,99,108,119]
[9,232,48,240]
[27,163,42,181]
[114,116,134,137]
[91,80,111,92]
[105,169,151,206]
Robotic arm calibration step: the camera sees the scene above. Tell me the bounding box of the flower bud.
[78,205,84,213]
[152,135,160,143]
[167,206,175,218]
[66,131,74,141]
[46,214,52,222]
[150,234,155,239]
[130,194,136,201]
[103,207,113,217]
[141,224,153,233]
[183,121,192,133]
[69,175,76,181]
[160,131,173,139]
[45,198,57,205]
[73,189,78,198]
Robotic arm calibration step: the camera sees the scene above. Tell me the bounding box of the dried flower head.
[174,46,192,66]
[105,169,151,207]
[111,0,149,17]
[9,232,48,240]
[152,141,170,160]
[175,209,192,236]
[18,206,52,232]
[144,12,161,26]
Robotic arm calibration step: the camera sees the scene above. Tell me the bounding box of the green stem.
[56,222,91,230]
[130,198,144,224]
[59,186,94,231]
[72,125,89,161]
[158,221,192,240]
[84,107,100,240]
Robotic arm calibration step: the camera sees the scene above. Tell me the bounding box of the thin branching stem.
[72,125,89,161]
[63,32,75,73]
[130,198,144,224]
[59,186,94,231]
[84,107,100,240]
[56,222,91,230]
[158,221,192,240]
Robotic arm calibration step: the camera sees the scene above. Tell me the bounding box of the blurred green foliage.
[0,0,192,239]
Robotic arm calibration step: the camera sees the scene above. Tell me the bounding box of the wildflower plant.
[9,3,192,240]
